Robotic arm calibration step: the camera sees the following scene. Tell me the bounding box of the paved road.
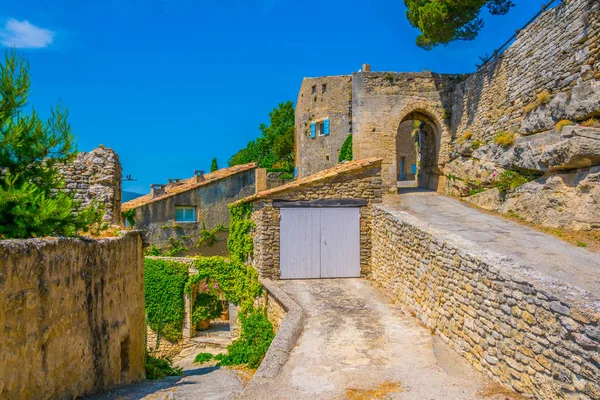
[86,351,244,400]
[388,192,600,298]
[247,279,521,400]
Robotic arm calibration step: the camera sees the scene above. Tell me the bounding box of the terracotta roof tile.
[122,162,257,211]
[235,158,382,205]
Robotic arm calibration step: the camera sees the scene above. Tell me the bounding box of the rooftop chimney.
[362,63,371,72]
[150,184,166,198]
[194,170,205,183]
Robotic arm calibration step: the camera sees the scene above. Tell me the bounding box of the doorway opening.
[396,112,441,191]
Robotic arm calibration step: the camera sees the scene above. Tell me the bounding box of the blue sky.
[2,0,550,194]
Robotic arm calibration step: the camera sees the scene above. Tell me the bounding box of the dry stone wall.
[249,163,383,279]
[0,232,145,399]
[60,146,122,224]
[450,0,600,141]
[370,204,600,399]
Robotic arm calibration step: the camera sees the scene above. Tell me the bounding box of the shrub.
[215,307,274,369]
[194,353,214,364]
[537,90,551,105]
[493,131,516,147]
[456,131,472,145]
[556,120,574,132]
[494,170,529,193]
[338,134,353,163]
[471,139,484,150]
[279,172,294,180]
[145,353,183,380]
[524,89,552,113]
[581,118,599,128]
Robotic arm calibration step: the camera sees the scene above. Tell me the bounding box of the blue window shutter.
[411,164,417,175]
[323,119,330,136]
[310,123,316,139]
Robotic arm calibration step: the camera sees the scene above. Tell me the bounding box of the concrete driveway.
[249,279,521,400]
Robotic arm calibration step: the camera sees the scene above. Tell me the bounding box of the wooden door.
[279,207,360,279]
[280,208,321,279]
[319,208,361,278]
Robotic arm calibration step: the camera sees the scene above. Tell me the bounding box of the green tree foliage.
[0,50,105,238]
[210,157,219,172]
[144,258,190,343]
[405,0,514,50]
[229,101,295,171]
[338,134,353,163]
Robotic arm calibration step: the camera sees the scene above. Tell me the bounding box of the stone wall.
[133,168,257,256]
[352,72,464,190]
[295,76,353,177]
[0,232,145,399]
[450,0,600,141]
[370,204,600,399]
[248,161,383,279]
[443,0,600,230]
[60,146,122,224]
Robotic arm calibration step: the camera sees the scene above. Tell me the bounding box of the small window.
[175,206,196,222]
[317,121,325,136]
[312,85,316,94]
[322,84,327,94]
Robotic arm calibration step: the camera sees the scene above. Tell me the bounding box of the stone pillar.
[183,291,193,339]
[255,168,267,193]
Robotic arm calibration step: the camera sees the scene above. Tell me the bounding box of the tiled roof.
[122,162,257,211]
[234,158,382,204]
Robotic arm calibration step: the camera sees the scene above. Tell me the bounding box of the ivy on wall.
[144,258,189,344]
[227,202,255,263]
[186,256,262,314]
[121,209,136,227]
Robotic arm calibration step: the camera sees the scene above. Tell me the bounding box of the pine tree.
[210,158,219,172]
[0,50,105,239]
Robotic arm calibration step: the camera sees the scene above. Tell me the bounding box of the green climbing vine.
[185,257,262,314]
[228,202,255,263]
[144,258,189,343]
[186,257,273,368]
[197,222,228,247]
[121,209,136,227]
[144,255,273,370]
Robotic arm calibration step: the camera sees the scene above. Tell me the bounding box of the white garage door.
[280,207,361,279]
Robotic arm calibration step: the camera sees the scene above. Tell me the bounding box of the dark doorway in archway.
[396,120,418,186]
[396,112,441,191]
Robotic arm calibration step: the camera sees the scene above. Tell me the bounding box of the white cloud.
[0,19,55,49]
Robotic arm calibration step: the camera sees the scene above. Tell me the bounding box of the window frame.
[316,121,325,136]
[175,206,197,223]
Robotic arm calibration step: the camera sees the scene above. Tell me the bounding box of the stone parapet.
[370,204,600,399]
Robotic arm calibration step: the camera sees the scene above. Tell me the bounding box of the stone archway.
[392,102,450,192]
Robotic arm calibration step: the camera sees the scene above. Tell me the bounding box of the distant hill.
[123,191,144,202]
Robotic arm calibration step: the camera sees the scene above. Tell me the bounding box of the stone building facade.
[0,232,146,399]
[59,146,123,224]
[294,0,600,230]
[295,75,352,177]
[370,204,600,399]
[237,158,383,279]
[122,163,265,256]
